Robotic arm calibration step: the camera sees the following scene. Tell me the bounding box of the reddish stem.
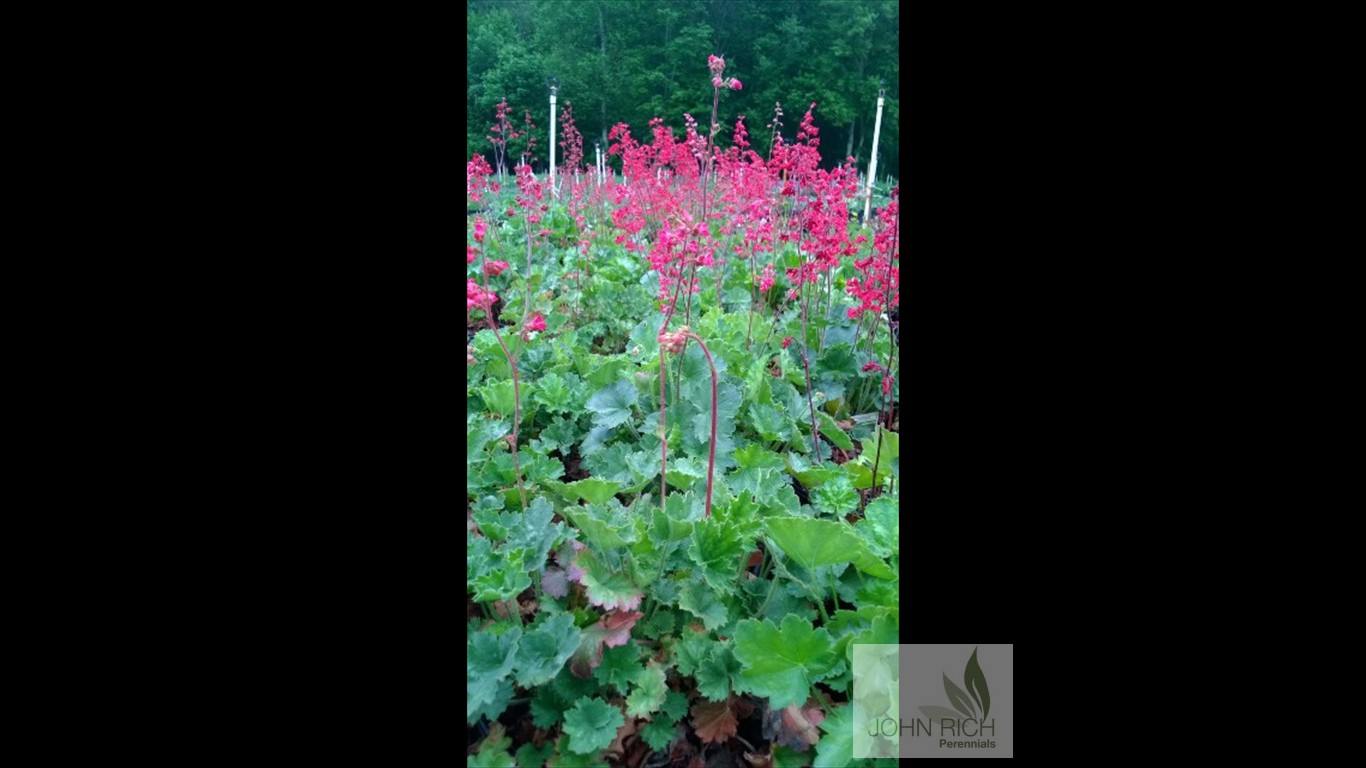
[682,330,719,518]
[478,243,528,510]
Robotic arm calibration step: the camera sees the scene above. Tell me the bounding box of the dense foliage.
[469,41,900,768]
[466,0,901,179]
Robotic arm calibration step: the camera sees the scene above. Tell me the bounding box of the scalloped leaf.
[514,613,582,687]
[733,615,836,709]
[765,517,895,580]
[578,550,643,611]
[567,477,623,505]
[585,379,638,429]
[695,644,743,702]
[677,580,729,631]
[810,474,858,516]
[468,627,521,721]
[562,698,626,754]
[626,662,669,717]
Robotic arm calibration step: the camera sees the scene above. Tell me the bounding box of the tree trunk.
[845,117,856,160]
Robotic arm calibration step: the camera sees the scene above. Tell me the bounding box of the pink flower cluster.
[467,279,497,311]
[758,262,775,293]
[846,188,900,319]
[484,260,509,277]
[473,216,486,243]
[467,155,495,202]
[658,327,690,355]
[524,313,546,333]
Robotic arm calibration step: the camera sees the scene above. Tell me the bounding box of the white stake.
[864,88,886,223]
[549,86,558,197]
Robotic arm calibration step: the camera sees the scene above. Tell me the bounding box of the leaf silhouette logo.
[943,673,976,719]
[918,647,991,725]
[964,647,990,720]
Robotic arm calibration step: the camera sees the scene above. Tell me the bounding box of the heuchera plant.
[468,72,901,767]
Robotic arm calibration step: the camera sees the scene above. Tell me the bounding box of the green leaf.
[468,417,510,465]
[514,741,555,768]
[688,518,746,596]
[677,580,729,631]
[585,379,638,429]
[964,647,990,720]
[471,548,533,602]
[562,698,626,754]
[468,676,515,726]
[812,704,854,768]
[816,342,857,380]
[562,500,638,551]
[639,718,678,751]
[626,448,662,485]
[695,644,743,702]
[672,628,715,677]
[857,497,898,557]
[584,356,631,388]
[566,477,622,505]
[811,474,858,517]
[638,607,677,639]
[787,457,840,491]
[467,534,492,584]
[773,744,814,768]
[749,401,793,443]
[468,627,521,721]
[664,455,705,490]
[594,643,641,691]
[765,517,896,580]
[521,448,565,485]
[514,613,582,687]
[469,724,516,768]
[530,683,574,728]
[626,663,669,717]
[851,428,897,488]
[661,689,690,721]
[478,379,519,418]
[732,615,836,709]
[577,548,643,611]
[815,410,854,451]
[730,463,787,500]
[532,371,584,413]
[734,443,786,470]
[540,415,582,453]
[582,442,637,486]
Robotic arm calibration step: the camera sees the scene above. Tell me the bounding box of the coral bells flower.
[467,279,497,310]
[467,246,476,264]
[659,327,690,355]
[524,313,546,333]
[484,260,510,277]
[782,336,793,349]
[473,216,486,244]
[708,55,725,75]
[729,78,742,91]
[882,375,893,396]
[759,263,775,293]
[712,76,724,89]
[862,361,884,373]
